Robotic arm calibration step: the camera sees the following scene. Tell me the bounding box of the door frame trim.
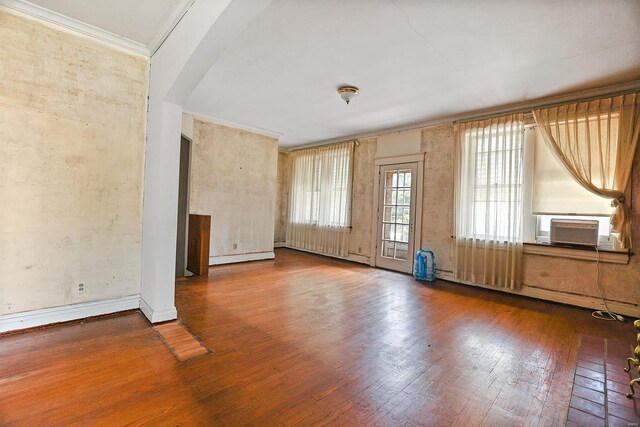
[370,154,424,271]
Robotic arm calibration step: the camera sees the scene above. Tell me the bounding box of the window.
[456,118,524,242]
[289,143,352,228]
[454,114,526,289]
[531,125,614,217]
[457,116,617,248]
[529,115,618,248]
[469,130,523,240]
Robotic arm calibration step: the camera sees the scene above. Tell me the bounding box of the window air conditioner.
[550,219,599,247]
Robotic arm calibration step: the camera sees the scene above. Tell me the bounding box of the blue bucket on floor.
[413,250,436,282]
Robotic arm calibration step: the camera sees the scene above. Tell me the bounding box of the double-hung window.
[454,114,525,289]
[289,143,352,228]
[469,129,523,241]
[286,141,354,257]
[456,116,524,244]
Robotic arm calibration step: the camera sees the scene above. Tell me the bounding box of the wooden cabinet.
[187,214,211,276]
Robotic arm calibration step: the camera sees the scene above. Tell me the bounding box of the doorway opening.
[175,135,191,278]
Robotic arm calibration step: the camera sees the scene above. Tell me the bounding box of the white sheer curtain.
[286,141,354,256]
[454,114,525,290]
[532,93,640,249]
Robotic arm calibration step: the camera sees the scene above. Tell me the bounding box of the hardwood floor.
[0,248,635,426]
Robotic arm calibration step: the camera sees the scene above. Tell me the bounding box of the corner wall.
[0,10,149,315]
[189,118,278,263]
[274,151,289,245]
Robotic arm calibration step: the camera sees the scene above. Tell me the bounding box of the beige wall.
[274,151,289,244]
[349,138,377,258]
[0,10,149,314]
[277,122,640,308]
[189,119,278,260]
[420,125,456,272]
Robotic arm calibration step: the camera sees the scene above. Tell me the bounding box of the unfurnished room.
[1,0,640,425]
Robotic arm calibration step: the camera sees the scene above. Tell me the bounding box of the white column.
[139,0,273,323]
[139,99,182,322]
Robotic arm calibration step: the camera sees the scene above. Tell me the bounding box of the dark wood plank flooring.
[0,248,634,426]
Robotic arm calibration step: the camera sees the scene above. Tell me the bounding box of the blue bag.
[413,250,436,282]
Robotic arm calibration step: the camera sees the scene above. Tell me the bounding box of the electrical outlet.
[77,283,86,294]
[233,243,238,250]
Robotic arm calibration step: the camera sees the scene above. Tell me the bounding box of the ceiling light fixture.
[338,86,359,105]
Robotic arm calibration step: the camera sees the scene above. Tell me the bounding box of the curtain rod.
[453,86,639,125]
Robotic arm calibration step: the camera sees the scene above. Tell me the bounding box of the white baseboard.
[139,298,177,323]
[209,251,275,266]
[436,271,640,318]
[0,295,141,334]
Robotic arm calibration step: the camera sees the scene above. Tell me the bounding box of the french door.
[375,163,418,273]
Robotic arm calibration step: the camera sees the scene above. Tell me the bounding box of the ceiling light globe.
[338,86,359,105]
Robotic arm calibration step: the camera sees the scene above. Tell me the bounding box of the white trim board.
[0,295,141,334]
[209,251,276,266]
[148,0,196,55]
[0,1,149,55]
[435,271,640,318]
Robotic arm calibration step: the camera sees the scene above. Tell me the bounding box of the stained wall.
[189,119,278,261]
[0,10,149,314]
[275,151,289,245]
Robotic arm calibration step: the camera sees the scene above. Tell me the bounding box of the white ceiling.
[23,0,184,48]
[184,0,640,147]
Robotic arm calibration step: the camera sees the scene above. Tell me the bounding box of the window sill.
[523,242,631,265]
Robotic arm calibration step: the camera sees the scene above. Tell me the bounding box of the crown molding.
[282,79,640,151]
[0,0,150,56]
[148,0,196,55]
[183,110,284,140]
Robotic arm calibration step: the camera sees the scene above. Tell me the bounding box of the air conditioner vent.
[550,219,599,247]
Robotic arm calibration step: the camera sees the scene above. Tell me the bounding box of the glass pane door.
[376,163,418,273]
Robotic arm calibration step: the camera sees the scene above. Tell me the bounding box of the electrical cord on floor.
[591,246,625,322]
